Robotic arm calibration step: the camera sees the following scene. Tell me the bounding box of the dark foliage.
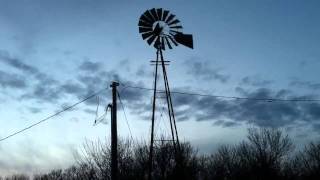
[2,128,320,180]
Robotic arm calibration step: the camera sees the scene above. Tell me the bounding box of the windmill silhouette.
[138,8,193,179]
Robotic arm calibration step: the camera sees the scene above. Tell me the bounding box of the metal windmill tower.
[138,8,193,179]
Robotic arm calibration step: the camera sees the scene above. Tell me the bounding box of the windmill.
[139,8,193,50]
[138,8,193,179]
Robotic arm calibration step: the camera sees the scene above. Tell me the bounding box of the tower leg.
[148,49,160,180]
[159,49,180,150]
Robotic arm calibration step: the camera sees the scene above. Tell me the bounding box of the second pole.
[111,81,119,180]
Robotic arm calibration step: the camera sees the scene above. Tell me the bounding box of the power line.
[117,89,134,142]
[0,87,108,142]
[120,84,320,102]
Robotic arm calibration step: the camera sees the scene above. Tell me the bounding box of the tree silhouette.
[4,128,320,180]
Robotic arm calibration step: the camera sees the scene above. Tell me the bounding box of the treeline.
[1,128,320,180]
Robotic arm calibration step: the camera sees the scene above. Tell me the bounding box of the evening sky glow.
[0,0,320,175]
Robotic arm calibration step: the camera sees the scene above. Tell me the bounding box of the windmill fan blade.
[168,19,180,26]
[140,14,153,24]
[168,36,178,46]
[139,27,153,33]
[138,20,152,28]
[165,37,172,49]
[150,8,159,21]
[174,33,193,49]
[162,10,169,21]
[142,31,154,40]
[156,8,163,21]
[170,30,182,34]
[147,35,157,45]
[165,14,176,23]
[144,10,155,22]
[170,25,183,29]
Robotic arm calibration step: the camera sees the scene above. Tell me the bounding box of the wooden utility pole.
[111,81,119,180]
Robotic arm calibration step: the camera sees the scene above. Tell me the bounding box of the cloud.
[21,83,61,103]
[27,107,42,114]
[184,58,229,83]
[135,65,153,77]
[126,86,320,132]
[213,120,240,127]
[0,140,75,176]
[193,88,320,130]
[4,50,318,133]
[77,59,147,104]
[0,52,143,107]
[0,49,60,102]
[78,58,102,73]
[289,79,320,90]
[312,123,320,132]
[59,81,86,98]
[0,50,149,118]
[0,50,38,75]
[0,70,27,89]
[117,59,131,72]
[240,76,273,87]
[83,108,96,115]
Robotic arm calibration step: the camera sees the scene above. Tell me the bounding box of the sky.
[1,0,320,176]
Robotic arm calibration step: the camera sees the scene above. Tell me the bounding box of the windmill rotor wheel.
[138,8,193,50]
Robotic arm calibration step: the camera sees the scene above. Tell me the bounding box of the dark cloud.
[117,59,131,72]
[0,50,60,102]
[28,107,41,114]
[2,50,320,133]
[135,65,153,77]
[21,83,61,102]
[241,76,273,87]
[312,123,320,132]
[184,58,229,83]
[78,59,102,73]
[213,120,240,127]
[0,70,27,89]
[289,79,320,90]
[0,50,38,75]
[76,59,147,107]
[195,88,320,130]
[0,51,148,114]
[60,81,85,97]
[127,86,320,131]
[75,71,112,105]
[63,50,73,56]
[0,51,91,106]
[83,108,96,115]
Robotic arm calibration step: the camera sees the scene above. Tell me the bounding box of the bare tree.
[4,174,29,180]
[291,142,320,180]
[204,128,294,180]
[237,128,294,179]
[9,128,303,180]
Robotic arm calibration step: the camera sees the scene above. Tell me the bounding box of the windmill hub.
[152,21,169,36]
